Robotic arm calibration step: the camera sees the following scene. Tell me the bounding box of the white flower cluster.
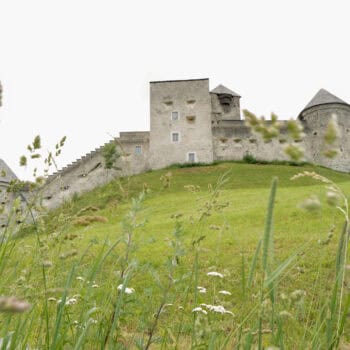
[197,286,207,294]
[57,297,77,306]
[218,290,231,296]
[200,303,234,316]
[206,271,224,278]
[117,284,135,295]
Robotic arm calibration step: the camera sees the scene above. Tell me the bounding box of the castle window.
[187,152,196,163]
[171,132,180,143]
[171,111,179,121]
[135,145,142,155]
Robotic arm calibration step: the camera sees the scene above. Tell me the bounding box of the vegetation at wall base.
[1,161,350,348]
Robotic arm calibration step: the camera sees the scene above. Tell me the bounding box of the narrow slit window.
[135,145,142,155]
[172,132,180,143]
[171,111,179,121]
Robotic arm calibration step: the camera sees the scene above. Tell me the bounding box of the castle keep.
[1,78,350,212]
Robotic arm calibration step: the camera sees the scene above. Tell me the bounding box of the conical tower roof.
[211,84,241,97]
[301,89,349,114]
[0,159,17,184]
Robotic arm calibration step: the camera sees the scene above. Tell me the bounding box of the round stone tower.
[298,88,350,172]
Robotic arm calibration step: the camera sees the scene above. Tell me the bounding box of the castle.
[1,78,350,216]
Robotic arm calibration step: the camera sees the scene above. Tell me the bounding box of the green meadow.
[1,162,349,349]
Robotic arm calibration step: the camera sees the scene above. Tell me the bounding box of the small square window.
[188,152,196,163]
[135,145,142,155]
[171,111,179,121]
[172,133,179,143]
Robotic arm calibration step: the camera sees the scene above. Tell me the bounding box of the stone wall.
[212,120,291,162]
[28,81,350,212]
[41,132,150,210]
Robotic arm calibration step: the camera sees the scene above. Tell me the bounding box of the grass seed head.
[0,296,31,313]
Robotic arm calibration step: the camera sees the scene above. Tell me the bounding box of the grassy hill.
[1,162,350,349]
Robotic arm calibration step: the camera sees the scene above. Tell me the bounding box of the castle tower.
[210,84,241,122]
[149,78,214,169]
[299,88,350,172]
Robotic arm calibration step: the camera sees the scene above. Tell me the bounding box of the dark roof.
[301,89,349,114]
[150,78,209,84]
[0,159,17,183]
[210,84,241,97]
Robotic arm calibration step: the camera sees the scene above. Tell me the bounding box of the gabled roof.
[0,159,17,183]
[301,88,349,113]
[210,84,241,97]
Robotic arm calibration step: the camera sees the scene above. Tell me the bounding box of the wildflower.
[207,271,224,278]
[192,307,207,315]
[67,298,77,305]
[57,297,77,306]
[197,286,207,294]
[47,297,57,302]
[76,276,84,282]
[201,304,234,316]
[117,284,135,294]
[178,306,184,310]
[90,318,98,324]
[0,296,31,313]
[92,284,99,288]
[218,290,231,296]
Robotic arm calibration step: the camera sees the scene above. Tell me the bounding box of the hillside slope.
[1,162,350,348]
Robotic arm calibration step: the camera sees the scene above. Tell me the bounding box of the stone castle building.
[1,78,350,213]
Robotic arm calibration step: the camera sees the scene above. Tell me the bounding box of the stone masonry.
[1,78,350,213]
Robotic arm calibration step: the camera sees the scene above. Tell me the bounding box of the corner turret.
[211,84,241,121]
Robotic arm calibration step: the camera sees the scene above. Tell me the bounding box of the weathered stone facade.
[1,78,350,212]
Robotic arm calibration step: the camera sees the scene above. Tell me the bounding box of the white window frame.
[171,132,180,143]
[135,145,142,155]
[187,152,196,163]
[171,111,180,121]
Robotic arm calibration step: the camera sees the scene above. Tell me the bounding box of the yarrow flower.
[192,307,207,315]
[218,290,231,296]
[207,271,224,278]
[197,286,207,294]
[76,276,84,282]
[57,297,78,306]
[117,284,135,295]
[92,284,99,288]
[200,303,234,316]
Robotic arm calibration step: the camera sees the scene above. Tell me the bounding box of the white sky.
[0,0,349,180]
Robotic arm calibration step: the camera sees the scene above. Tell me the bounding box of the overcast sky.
[0,0,349,179]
